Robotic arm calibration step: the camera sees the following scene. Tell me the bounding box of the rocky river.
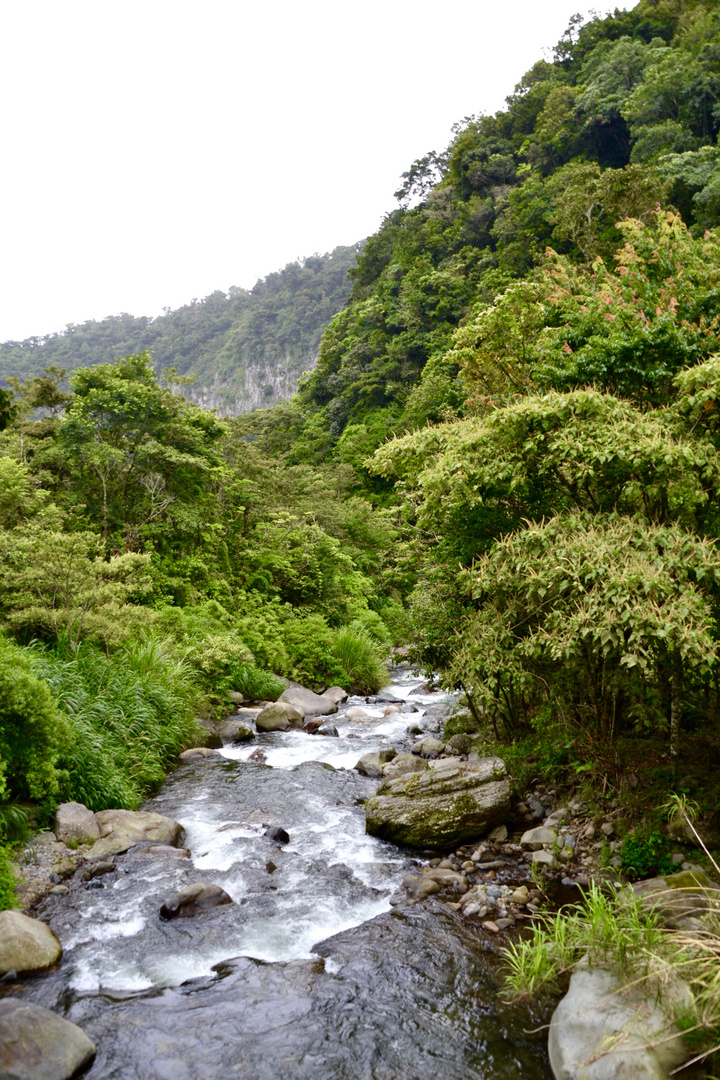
[4,668,555,1079]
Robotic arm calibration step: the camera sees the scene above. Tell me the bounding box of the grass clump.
[331,622,388,694]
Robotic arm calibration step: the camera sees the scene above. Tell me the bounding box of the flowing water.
[11,668,553,1078]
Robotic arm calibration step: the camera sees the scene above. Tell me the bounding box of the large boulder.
[354,749,397,778]
[279,686,338,716]
[256,702,304,732]
[633,868,718,927]
[0,999,96,1080]
[365,756,510,848]
[87,810,183,859]
[322,686,349,705]
[53,801,99,845]
[0,910,62,976]
[160,882,233,920]
[548,963,690,1079]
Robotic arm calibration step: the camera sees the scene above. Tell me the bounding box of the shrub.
[620,829,676,881]
[331,623,388,694]
[0,845,17,911]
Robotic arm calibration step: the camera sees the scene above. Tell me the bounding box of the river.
[12,667,553,1078]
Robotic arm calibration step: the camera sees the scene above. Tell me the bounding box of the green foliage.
[31,639,202,811]
[442,712,482,739]
[620,829,675,880]
[331,623,388,694]
[0,637,67,802]
[0,845,18,911]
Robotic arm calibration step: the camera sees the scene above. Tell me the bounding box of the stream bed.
[11,668,553,1079]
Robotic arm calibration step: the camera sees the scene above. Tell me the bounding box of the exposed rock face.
[354,749,397,778]
[256,702,305,731]
[549,964,690,1079]
[279,686,338,716]
[87,810,183,859]
[365,756,510,848]
[0,910,62,976]
[322,686,348,704]
[0,999,96,1080]
[179,747,222,762]
[160,882,234,920]
[53,801,100,845]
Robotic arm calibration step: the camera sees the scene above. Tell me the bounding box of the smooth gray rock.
[0,910,62,976]
[446,733,475,755]
[87,810,183,859]
[256,702,304,732]
[53,801,99,845]
[381,752,427,780]
[354,749,397,777]
[520,825,557,850]
[345,707,373,721]
[322,686,349,704]
[0,999,96,1080]
[549,964,690,1079]
[279,686,337,716]
[160,882,233,920]
[412,736,445,757]
[365,756,510,849]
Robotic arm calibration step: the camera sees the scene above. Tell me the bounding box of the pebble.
[482,920,500,934]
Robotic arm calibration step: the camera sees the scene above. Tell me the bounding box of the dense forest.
[0,245,359,415]
[2,0,720,909]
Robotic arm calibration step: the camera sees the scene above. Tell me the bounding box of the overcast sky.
[0,1,628,343]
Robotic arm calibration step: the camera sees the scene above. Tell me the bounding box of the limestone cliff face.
[187,350,318,416]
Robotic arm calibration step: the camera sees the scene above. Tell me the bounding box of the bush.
[30,638,202,811]
[443,711,482,740]
[620,829,675,881]
[0,637,67,801]
[0,845,17,911]
[331,623,388,694]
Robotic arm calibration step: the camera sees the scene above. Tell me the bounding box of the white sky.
[0,1,625,343]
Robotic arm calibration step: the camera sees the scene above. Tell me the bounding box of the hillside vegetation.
[2,0,720,907]
[0,245,359,415]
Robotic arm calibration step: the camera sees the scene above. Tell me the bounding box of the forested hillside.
[0,245,359,415]
[2,0,720,914]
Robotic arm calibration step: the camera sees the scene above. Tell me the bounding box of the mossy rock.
[442,711,481,740]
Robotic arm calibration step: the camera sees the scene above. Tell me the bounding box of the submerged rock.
[365,756,510,848]
[264,826,290,845]
[179,747,222,762]
[256,702,304,731]
[549,963,690,1079]
[317,723,339,737]
[0,910,62,976]
[279,686,337,716]
[87,810,183,859]
[160,882,234,920]
[0,999,96,1080]
[53,801,100,845]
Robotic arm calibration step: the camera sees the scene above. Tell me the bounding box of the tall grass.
[331,623,388,694]
[30,636,203,811]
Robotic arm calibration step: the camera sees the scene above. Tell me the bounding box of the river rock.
[317,723,339,737]
[53,801,100,845]
[279,686,337,716]
[354,749,397,778]
[413,736,445,757]
[256,702,304,731]
[265,826,290,844]
[381,752,427,780]
[346,707,372,721]
[520,826,557,850]
[548,963,690,1079]
[365,756,510,849]
[0,999,96,1080]
[179,747,222,762]
[0,910,62,976]
[228,691,245,705]
[322,686,349,705]
[446,733,474,755]
[230,724,255,743]
[87,809,183,859]
[137,845,191,858]
[633,868,718,926]
[160,882,234,920]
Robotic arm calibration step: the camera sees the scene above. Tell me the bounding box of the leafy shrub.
[0,845,17,911]
[30,638,202,811]
[0,637,67,801]
[283,613,349,688]
[620,829,675,881]
[331,623,388,693]
[443,711,482,739]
